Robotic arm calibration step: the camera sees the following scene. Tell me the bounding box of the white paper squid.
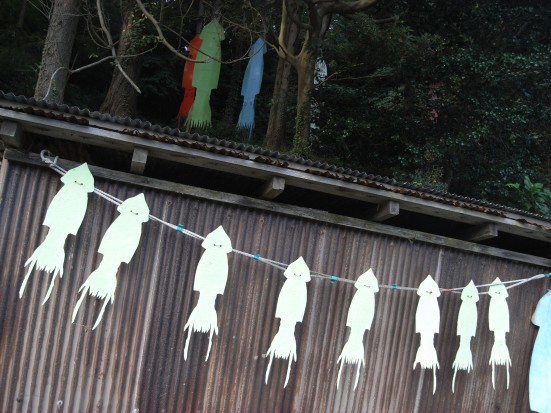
[265,256,311,388]
[20,163,94,304]
[183,226,232,361]
[72,193,149,329]
[488,277,511,389]
[413,274,441,394]
[336,269,379,390]
[452,280,479,392]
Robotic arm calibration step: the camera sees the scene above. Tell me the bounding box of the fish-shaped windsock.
[178,34,203,119]
[186,20,225,129]
[183,226,232,361]
[413,274,441,394]
[265,257,311,388]
[452,280,479,392]
[336,269,379,390]
[236,37,266,135]
[488,277,511,389]
[72,193,149,329]
[529,290,551,413]
[20,163,94,304]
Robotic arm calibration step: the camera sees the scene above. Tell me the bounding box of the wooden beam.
[130,148,148,175]
[257,176,285,200]
[1,107,550,244]
[367,200,399,222]
[0,121,24,148]
[6,149,551,267]
[455,223,498,242]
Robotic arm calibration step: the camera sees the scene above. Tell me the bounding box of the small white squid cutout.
[488,277,511,389]
[452,280,479,392]
[20,163,94,304]
[336,269,379,390]
[183,226,232,361]
[72,193,149,329]
[265,256,311,388]
[413,274,441,394]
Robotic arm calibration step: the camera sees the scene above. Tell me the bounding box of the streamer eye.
[294,272,300,277]
[130,210,139,216]
[426,290,433,294]
[74,180,83,186]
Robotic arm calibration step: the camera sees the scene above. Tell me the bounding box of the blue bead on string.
[253,254,261,261]
[392,283,398,290]
[330,275,338,284]
[176,224,185,233]
[545,273,551,278]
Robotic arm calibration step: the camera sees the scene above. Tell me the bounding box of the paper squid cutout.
[413,274,441,394]
[20,163,94,304]
[236,37,266,136]
[183,226,232,361]
[529,290,551,413]
[336,269,379,390]
[452,280,479,392]
[72,193,149,329]
[488,277,511,389]
[265,256,311,388]
[186,20,225,129]
[178,34,203,120]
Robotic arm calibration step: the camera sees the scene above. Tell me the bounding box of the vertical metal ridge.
[0,160,548,412]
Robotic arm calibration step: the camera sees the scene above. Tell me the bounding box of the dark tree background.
[1,0,549,214]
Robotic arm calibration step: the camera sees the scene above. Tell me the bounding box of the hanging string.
[39,151,550,294]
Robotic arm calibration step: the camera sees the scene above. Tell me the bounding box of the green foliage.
[313,1,550,209]
[2,0,550,213]
[507,176,551,217]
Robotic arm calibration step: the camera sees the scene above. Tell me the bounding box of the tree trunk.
[222,35,245,126]
[264,58,293,150]
[34,0,81,103]
[17,0,27,28]
[100,1,142,117]
[292,49,316,154]
[265,13,298,151]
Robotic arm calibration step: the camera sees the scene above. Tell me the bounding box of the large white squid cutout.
[488,277,511,389]
[265,256,311,388]
[413,274,441,394]
[183,226,232,361]
[452,280,479,392]
[20,163,94,304]
[72,193,149,330]
[336,269,379,390]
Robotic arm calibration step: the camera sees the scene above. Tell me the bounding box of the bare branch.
[96,0,141,93]
[135,0,194,62]
[327,0,378,14]
[285,0,312,31]
[27,0,51,20]
[43,47,155,101]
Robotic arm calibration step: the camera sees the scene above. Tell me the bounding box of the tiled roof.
[1,90,549,223]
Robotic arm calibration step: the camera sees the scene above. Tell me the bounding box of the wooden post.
[367,200,400,222]
[130,148,148,175]
[258,176,285,200]
[0,121,25,148]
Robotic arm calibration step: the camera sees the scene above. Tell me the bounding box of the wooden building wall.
[0,152,549,412]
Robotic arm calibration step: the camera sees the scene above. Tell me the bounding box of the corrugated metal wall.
[0,159,548,412]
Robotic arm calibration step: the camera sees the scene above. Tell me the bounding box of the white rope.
[39,151,551,293]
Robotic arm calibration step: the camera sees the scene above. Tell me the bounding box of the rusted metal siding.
[0,159,549,412]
